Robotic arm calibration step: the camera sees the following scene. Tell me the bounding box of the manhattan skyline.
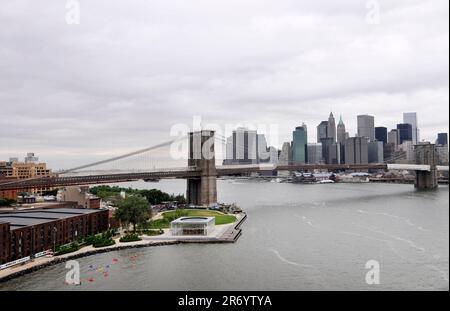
[0,0,448,169]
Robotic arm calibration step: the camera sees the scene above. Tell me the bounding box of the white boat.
[317,179,335,184]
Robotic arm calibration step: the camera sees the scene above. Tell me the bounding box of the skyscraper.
[223,127,258,165]
[327,112,336,142]
[344,137,369,164]
[437,133,448,146]
[279,142,292,165]
[368,141,384,163]
[375,127,387,145]
[317,121,328,143]
[257,134,269,163]
[307,143,323,164]
[336,116,347,143]
[403,112,419,144]
[357,115,375,141]
[397,123,413,144]
[292,124,308,164]
[388,129,400,146]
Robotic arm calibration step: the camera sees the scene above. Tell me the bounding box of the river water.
[0,180,448,291]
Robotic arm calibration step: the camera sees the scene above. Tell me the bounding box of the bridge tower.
[186,130,217,206]
[414,143,438,190]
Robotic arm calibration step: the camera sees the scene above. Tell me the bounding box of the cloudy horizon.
[0,0,448,169]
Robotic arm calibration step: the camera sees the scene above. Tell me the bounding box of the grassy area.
[141,209,237,229]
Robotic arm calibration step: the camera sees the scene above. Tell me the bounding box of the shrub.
[92,237,115,248]
[55,242,80,256]
[141,229,164,236]
[119,233,142,242]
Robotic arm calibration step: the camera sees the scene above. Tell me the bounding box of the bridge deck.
[0,164,447,191]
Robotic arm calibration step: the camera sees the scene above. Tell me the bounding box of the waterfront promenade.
[0,213,246,282]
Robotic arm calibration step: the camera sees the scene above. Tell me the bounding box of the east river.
[0,180,448,290]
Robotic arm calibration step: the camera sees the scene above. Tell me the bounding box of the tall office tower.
[399,141,414,162]
[321,138,340,164]
[435,145,449,165]
[279,142,292,165]
[357,115,375,141]
[307,143,323,164]
[336,116,347,143]
[437,133,448,146]
[368,141,384,163]
[317,121,328,143]
[257,134,269,163]
[327,112,336,142]
[375,127,388,145]
[292,124,308,164]
[224,127,258,165]
[267,146,279,165]
[403,112,419,144]
[396,123,413,144]
[388,129,400,146]
[344,137,369,164]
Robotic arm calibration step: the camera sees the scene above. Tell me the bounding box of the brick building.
[57,186,101,209]
[0,154,55,198]
[0,208,109,265]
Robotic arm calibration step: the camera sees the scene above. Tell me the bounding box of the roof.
[171,216,215,225]
[0,208,103,230]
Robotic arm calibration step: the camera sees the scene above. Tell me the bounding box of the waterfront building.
[0,154,54,198]
[57,186,101,209]
[397,123,413,144]
[344,137,369,164]
[336,116,347,144]
[317,121,328,143]
[292,124,308,164]
[170,217,215,236]
[403,112,420,144]
[327,112,336,142]
[357,115,375,141]
[307,143,323,164]
[436,133,448,146]
[0,208,109,265]
[368,141,384,163]
[388,129,400,147]
[375,127,388,145]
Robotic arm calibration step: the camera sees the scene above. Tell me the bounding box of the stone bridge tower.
[414,143,438,190]
[187,130,217,206]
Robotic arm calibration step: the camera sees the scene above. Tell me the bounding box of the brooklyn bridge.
[0,130,448,206]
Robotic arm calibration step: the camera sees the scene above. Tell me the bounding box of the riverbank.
[0,213,247,283]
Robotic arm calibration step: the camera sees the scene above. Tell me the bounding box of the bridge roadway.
[0,164,447,191]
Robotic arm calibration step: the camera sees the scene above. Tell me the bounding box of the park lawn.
[176,209,236,225]
[142,209,237,229]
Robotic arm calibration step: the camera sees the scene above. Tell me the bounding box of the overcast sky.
[0,0,448,169]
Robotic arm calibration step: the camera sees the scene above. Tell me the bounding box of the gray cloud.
[0,0,448,169]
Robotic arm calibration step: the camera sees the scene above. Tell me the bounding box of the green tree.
[116,195,150,232]
[139,189,171,204]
